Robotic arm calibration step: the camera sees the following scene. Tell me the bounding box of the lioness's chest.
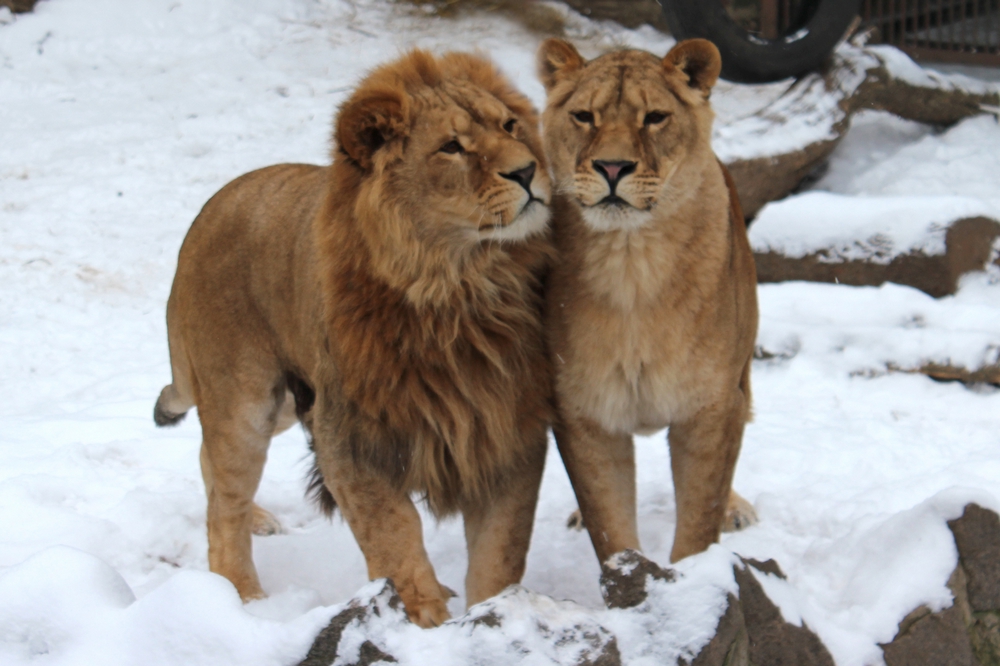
[556,301,704,435]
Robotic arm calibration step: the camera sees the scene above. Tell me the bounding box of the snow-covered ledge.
[294,502,1000,666]
[714,41,1000,219]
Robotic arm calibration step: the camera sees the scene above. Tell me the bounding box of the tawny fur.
[538,39,759,567]
[155,50,554,627]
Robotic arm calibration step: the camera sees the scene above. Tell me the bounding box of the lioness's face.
[537,40,721,232]
[336,52,551,248]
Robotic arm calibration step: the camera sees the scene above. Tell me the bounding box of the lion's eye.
[439,140,464,154]
[503,118,516,134]
[644,111,670,126]
[571,111,594,124]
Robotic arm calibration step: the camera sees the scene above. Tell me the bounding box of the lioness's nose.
[500,162,536,195]
[593,160,637,191]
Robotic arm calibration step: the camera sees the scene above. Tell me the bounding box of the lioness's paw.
[251,504,284,536]
[566,508,585,531]
[721,493,758,532]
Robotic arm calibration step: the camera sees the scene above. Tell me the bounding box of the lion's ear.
[537,38,585,92]
[335,88,408,170]
[663,39,722,98]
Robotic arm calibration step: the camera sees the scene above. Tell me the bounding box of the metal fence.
[861,0,1000,65]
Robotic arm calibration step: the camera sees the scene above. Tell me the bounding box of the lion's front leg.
[461,433,546,607]
[553,416,639,565]
[314,444,451,628]
[667,387,749,563]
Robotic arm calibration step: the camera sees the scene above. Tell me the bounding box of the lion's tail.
[154,324,196,427]
[154,383,193,426]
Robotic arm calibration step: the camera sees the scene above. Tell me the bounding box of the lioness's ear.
[663,39,722,98]
[335,88,408,170]
[537,38,585,92]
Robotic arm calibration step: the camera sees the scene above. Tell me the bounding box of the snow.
[749,111,1000,262]
[2,1,1000,665]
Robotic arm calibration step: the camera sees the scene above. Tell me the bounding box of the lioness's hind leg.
[721,491,757,533]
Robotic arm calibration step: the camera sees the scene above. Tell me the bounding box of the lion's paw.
[407,597,451,628]
[566,508,585,531]
[721,493,758,533]
[251,504,284,536]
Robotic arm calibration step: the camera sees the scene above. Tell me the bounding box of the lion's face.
[336,52,551,253]
[537,39,721,232]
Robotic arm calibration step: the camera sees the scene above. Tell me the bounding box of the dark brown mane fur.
[306,51,554,516]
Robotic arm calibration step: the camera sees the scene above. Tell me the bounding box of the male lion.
[537,39,759,568]
[154,50,554,627]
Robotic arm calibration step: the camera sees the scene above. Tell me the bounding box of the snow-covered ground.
[1,1,999,665]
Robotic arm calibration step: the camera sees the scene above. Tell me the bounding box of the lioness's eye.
[503,118,516,133]
[571,111,594,124]
[439,140,464,154]
[644,111,670,126]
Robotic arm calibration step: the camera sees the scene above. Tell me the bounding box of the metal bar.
[759,0,779,39]
[972,0,979,50]
[898,43,1000,62]
[960,0,967,52]
[949,0,956,50]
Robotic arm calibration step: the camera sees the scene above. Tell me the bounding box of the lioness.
[154,50,554,627]
[537,39,759,567]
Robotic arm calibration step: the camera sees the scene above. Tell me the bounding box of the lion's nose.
[500,162,536,195]
[593,160,637,192]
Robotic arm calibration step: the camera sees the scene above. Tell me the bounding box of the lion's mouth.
[479,197,546,232]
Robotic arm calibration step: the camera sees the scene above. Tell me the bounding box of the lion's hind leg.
[197,380,288,600]
[721,491,758,532]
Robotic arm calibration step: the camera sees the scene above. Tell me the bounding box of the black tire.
[661,0,861,83]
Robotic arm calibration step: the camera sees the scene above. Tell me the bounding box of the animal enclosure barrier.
[860,0,999,65]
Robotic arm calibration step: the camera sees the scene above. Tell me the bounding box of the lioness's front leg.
[462,434,546,607]
[314,447,451,627]
[553,416,639,565]
[668,388,749,562]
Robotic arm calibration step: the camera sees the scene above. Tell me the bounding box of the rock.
[598,551,832,665]
[880,567,977,666]
[882,603,976,666]
[754,216,1000,298]
[599,549,677,610]
[734,559,835,666]
[297,579,403,666]
[0,0,38,13]
[878,503,1000,666]
[682,594,749,666]
[299,581,621,666]
[949,504,1000,612]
